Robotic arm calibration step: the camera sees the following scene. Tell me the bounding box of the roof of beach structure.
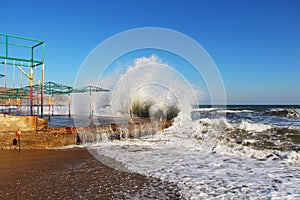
[0,82,110,99]
[71,85,110,94]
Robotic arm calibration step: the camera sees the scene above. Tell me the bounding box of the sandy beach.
[0,148,181,199]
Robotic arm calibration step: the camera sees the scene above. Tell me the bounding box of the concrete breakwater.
[76,120,172,143]
[0,115,172,149]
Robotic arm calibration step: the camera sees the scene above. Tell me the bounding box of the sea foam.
[88,112,300,199]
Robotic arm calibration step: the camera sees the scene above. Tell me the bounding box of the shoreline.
[0,148,181,199]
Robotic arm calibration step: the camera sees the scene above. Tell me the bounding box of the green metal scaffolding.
[0,81,110,117]
[0,33,110,118]
[0,33,45,116]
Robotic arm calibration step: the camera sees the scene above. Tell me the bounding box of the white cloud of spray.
[110,54,201,123]
[72,27,227,127]
[72,54,202,124]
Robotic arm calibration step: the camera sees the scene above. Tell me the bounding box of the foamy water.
[88,139,300,198]
[84,106,300,199]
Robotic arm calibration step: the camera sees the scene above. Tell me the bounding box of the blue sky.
[1,0,300,104]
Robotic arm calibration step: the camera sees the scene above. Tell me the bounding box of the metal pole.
[4,59,6,89]
[51,95,54,116]
[17,98,20,115]
[12,60,15,88]
[41,63,44,117]
[20,62,23,88]
[8,98,11,114]
[31,45,34,116]
[48,96,51,118]
[68,94,71,118]
[33,65,36,89]
[20,64,22,114]
[37,80,40,117]
[48,83,51,119]
[5,34,8,57]
[29,67,33,116]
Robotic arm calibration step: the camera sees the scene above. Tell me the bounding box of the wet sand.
[0,148,181,199]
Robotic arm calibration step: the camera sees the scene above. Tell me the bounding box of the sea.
[53,105,300,199]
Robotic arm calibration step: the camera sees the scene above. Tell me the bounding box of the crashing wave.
[236,120,272,132]
[162,115,300,164]
[267,108,300,119]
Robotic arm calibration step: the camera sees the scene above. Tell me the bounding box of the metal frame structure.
[0,81,110,117]
[0,33,45,116]
[0,34,110,118]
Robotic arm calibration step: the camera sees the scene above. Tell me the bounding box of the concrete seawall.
[0,131,75,149]
[0,114,60,149]
[0,114,48,132]
[0,115,172,149]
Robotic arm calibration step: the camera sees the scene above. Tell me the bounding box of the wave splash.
[267,108,300,119]
[87,109,300,199]
[110,55,200,123]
